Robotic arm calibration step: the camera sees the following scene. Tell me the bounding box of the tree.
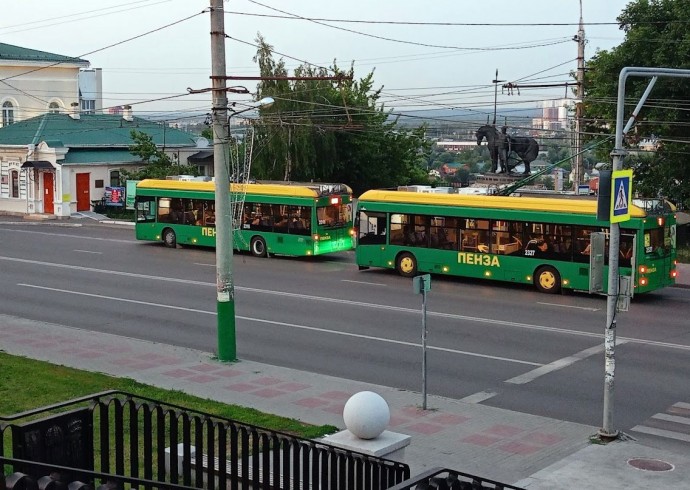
[250,34,431,195]
[583,0,690,208]
[120,130,198,182]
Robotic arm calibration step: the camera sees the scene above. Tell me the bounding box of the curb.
[99,220,135,226]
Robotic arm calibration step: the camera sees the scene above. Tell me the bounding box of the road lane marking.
[537,302,600,311]
[460,391,498,404]
[652,413,690,426]
[504,343,621,384]
[0,229,133,243]
[73,250,103,254]
[17,283,213,315]
[341,279,387,286]
[4,255,690,353]
[16,283,542,367]
[631,425,690,443]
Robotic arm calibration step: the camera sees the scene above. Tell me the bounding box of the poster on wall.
[105,186,125,206]
[125,180,139,210]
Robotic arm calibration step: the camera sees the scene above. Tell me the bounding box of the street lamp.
[214,96,274,362]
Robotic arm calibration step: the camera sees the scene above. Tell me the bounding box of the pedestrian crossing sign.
[610,169,633,223]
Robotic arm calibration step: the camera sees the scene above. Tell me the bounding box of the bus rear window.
[644,228,665,255]
[317,202,350,227]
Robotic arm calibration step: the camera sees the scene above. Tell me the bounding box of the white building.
[0,42,102,126]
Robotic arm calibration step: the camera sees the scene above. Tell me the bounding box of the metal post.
[421,281,428,410]
[574,2,585,194]
[600,66,690,438]
[210,0,236,361]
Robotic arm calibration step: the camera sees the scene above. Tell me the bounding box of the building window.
[80,99,96,114]
[109,170,121,187]
[2,101,14,126]
[48,102,61,113]
[10,170,19,198]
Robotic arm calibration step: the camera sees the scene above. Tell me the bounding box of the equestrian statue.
[475,124,539,175]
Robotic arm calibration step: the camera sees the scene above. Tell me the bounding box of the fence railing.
[387,467,525,490]
[1,390,410,490]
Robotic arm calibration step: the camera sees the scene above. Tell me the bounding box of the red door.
[43,172,54,214]
[76,173,90,211]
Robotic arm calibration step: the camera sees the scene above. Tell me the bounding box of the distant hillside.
[392,106,540,127]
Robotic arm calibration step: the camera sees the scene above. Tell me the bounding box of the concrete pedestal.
[323,430,411,463]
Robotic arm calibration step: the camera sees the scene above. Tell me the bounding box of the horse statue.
[475,124,539,175]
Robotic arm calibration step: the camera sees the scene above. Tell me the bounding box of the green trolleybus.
[355,189,678,295]
[134,179,354,257]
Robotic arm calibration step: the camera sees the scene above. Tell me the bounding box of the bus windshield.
[317,202,350,228]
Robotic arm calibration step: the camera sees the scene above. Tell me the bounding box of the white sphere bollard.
[343,391,390,440]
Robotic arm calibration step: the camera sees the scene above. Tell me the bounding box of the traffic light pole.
[600,67,690,438]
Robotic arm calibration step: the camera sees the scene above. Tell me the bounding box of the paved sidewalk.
[1,311,689,489]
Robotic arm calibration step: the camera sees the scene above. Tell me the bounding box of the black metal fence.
[1,391,410,490]
[387,467,525,490]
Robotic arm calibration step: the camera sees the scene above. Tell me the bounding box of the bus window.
[317,200,348,227]
[357,211,386,245]
[430,217,457,250]
[619,234,634,267]
[389,213,407,245]
[136,196,156,222]
[644,228,665,255]
[158,198,172,222]
[287,205,310,236]
[203,201,215,226]
[464,219,489,253]
[413,215,429,248]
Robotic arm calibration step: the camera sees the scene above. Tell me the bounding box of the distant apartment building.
[532,99,572,132]
[435,140,477,152]
[0,43,102,127]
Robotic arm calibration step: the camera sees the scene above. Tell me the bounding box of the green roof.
[0,113,197,147]
[61,150,142,164]
[0,42,89,65]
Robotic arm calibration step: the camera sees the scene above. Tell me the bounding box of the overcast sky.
[1,0,630,122]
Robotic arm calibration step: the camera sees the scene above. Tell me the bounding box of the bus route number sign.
[413,274,431,294]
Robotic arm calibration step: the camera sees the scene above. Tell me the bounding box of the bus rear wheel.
[535,266,561,294]
[250,236,267,257]
[162,228,177,248]
[396,252,418,278]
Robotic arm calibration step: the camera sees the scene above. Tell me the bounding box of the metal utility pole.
[600,66,690,439]
[209,0,236,361]
[574,0,586,194]
[492,69,504,125]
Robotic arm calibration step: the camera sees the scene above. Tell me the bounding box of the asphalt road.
[1,220,689,446]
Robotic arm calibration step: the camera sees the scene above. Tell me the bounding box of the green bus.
[134,179,354,256]
[355,189,678,294]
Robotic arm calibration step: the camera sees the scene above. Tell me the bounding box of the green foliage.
[120,130,199,182]
[249,34,431,194]
[583,0,690,208]
[0,352,337,438]
[201,127,214,141]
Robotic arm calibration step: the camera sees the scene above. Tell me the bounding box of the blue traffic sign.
[611,169,633,223]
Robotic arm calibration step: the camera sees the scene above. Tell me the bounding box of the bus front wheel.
[396,252,418,278]
[250,236,267,257]
[535,266,561,294]
[163,228,177,248]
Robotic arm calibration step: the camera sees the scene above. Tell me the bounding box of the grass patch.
[0,352,338,439]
